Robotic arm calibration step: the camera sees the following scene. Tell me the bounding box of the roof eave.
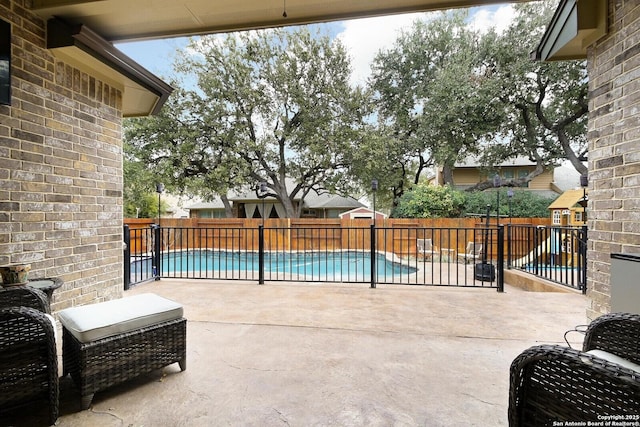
[532,0,608,62]
[47,18,173,117]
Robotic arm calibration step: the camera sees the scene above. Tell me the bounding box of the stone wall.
[0,0,125,311]
[586,2,640,319]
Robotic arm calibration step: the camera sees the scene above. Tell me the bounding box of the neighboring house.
[160,194,194,218]
[547,188,588,227]
[339,207,387,220]
[435,157,584,198]
[187,187,364,219]
[186,200,227,219]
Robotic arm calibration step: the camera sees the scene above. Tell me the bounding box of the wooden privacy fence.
[124,217,550,259]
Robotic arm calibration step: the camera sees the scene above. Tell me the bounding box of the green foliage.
[367,3,588,197]
[125,27,369,218]
[392,184,466,218]
[461,190,556,218]
[124,193,168,219]
[393,183,556,219]
[478,1,588,180]
[368,11,504,204]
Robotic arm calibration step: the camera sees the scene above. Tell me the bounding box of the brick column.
[586,2,640,319]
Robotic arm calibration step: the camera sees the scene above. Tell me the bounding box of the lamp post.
[371,179,378,227]
[370,178,379,288]
[493,174,501,226]
[256,181,268,285]
[507,189,514,223]
[258,181,267,226]
[155,183,164,227]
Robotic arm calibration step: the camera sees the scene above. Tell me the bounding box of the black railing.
[506,224,587,293]
[123,224,157,288]
[124,224,506,290]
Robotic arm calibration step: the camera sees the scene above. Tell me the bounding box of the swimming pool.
[157,250,417,282]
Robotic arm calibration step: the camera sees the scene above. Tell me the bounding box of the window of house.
[518,170,529,179]
[574,211,583,222]
[503,169,515,179]
[301,209,316,218]
[552,210,561,225]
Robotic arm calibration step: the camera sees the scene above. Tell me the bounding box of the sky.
[115,4,516,87]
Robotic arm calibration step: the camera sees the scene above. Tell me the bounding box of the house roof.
[548,188,587,210]
[339,207,387,219]
[304,192,364,210]
[193,182,364,211]
[187,200,226,210]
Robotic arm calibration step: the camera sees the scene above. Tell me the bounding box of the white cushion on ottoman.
[58,293,183,343]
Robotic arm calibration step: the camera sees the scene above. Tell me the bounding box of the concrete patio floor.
[7,279,588,426]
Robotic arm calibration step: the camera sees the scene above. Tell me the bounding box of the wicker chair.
[509,312,640,426]
[0,287,59,425]
[0,285,51,313]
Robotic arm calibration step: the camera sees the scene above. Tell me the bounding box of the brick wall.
[586,2,640,319]
[0,0,125,311]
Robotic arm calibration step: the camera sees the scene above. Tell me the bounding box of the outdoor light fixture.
[155,183,164,227]
[578,174,588,221]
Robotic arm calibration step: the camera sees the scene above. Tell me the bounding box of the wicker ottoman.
[58,293,187,409]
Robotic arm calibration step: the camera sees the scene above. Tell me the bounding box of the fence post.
[123,225,131,290]
[497,225,504,292]
[533,227,539,275]
[580,225,588,294]
[506,223,512,269]
[370,224,376,289]
[152,224,161,281]
[258,224,265,285]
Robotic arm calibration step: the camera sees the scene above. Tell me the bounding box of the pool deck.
[7,279,588,426]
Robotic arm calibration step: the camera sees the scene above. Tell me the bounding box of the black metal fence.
[123,224,505,291]
[123,223,588,293]
[506,224,588,293]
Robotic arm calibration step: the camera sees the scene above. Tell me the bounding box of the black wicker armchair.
[509,312,640,426]
[0,287,59,425]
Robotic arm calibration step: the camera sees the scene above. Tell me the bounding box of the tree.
[368,11,502,207]
[392,183,466,218]
[471,1,588,190]
[125,84,248,218]
[461,190,556,218]
[126,28,370,218]
[123,146,170,218]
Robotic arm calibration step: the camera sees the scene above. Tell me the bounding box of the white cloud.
[336,12,430,87]
[468,5,515,35]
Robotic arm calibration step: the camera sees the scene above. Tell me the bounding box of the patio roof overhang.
[34,0,528,117]
[46,18,173,117]
[531,0,608,61]
[32,0,527,42]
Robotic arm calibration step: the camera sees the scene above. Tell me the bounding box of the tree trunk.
[221,195,234,218]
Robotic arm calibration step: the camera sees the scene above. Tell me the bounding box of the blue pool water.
[523,264,578,272]
[159,250,416,281]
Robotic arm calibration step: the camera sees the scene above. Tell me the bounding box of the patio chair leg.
[81,393,94,410]
[179,356,187,371]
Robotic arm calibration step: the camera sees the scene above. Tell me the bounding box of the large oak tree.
[125,27,370,218]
